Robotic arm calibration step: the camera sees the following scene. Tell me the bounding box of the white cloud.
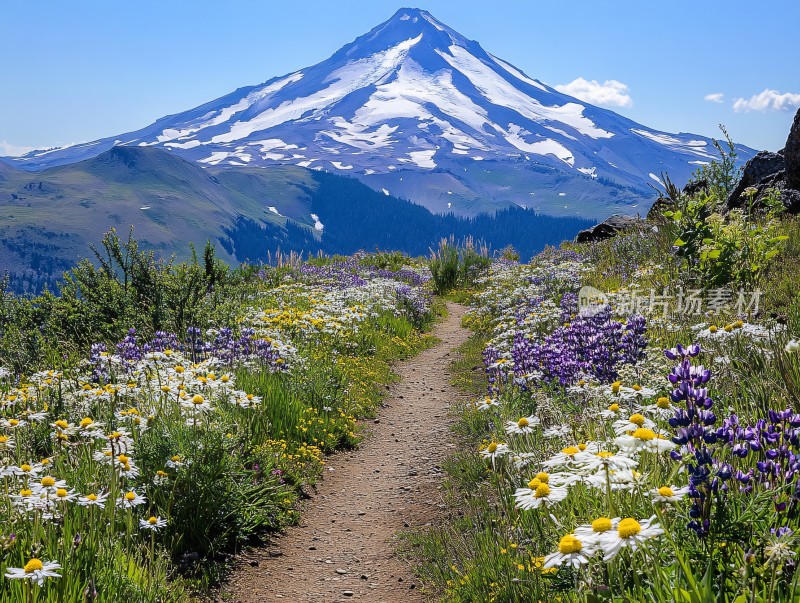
[704,92,725,103]
[554,77,633,108]
[0,140,35,157]
[732,89,800,112]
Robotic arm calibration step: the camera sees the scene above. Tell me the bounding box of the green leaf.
[672,589,693,603]
[673,210,683,221]
[769,235,789,243]
[765,249,780,260]
[674,238,687,247]
[708,250,721,259]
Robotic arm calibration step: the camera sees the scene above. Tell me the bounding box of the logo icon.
[577,286,609,316]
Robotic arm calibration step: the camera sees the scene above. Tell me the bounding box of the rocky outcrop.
[725,108,800,213]
[575,214,640,243]
[785,109,800,190]
[683,178,709,198]
[725,151,785,209]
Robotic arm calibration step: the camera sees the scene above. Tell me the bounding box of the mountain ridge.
[0,146,593,294]
[3,7,755,219]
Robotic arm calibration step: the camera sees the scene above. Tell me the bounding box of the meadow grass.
[410,194,800,602]
[0,254,436,602]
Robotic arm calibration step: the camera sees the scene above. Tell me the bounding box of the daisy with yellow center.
[139,516,167,531]
[600,402,629,419]
[612,413,656,435]
[480,441,510,460]
[77,492,109,507]
[5,558,62,586]
[504,414,540,435]
[573,449,638,473]
[599,516,664,560]
[117,489,146,509]
[615,428,677,454]
[574,516,619,542]
[649,484,689,503]
[542,443,600,469]
[543,534,591,569]
[15,463,40,476]
[513,480,569,510]
[54,487,77,502]
[181,393,213,413]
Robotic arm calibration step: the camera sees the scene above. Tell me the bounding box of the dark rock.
[722,110,800,214]
[778,187,800,213]
[575,214,639,243]
[726,151,785,210]
[683,178,709,198]
[785,108,800,190]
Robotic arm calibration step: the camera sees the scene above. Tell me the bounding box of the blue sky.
[1,0,798,155]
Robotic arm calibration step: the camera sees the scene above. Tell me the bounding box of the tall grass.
[428,237,491,295]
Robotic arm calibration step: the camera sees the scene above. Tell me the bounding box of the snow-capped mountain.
[5,8,754,218]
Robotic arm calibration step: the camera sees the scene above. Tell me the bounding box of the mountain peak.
[347,7,469,54]
[388,7,447,27]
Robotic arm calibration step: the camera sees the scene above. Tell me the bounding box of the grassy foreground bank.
[0,238,438,602]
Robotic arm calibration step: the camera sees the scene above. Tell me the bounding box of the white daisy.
[480,442,510,461]
[52,487,79,503]
[648,485,690,504]
[614,429,676,454]
[599,516,664,560]
[543,534,592,569]
[1,417,28,429]
[13,462,43,477]
[599,403,628,420]
[5,558,62,586]
[542,444,599,469]
[612,413,656,436]
[639,396,675,419]
[117,490,147,509]
[504,415,540,436]
[181,392,214,412]
[35,476,68,495]
[474,396,500,411]
[573,450,638,473]
[513,480,569,510]
[77,492,109,508]
[616,385,657,400]
[574,516,619,544]
[165,454,186,469]
[511,452,539,469]
[139,516,167,531]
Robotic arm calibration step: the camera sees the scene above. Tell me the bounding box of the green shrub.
[428,239,491,295]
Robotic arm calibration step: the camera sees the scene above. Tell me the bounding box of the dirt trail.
[221,303,469,603]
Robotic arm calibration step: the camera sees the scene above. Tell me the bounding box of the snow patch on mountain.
[504,124,574,166]
[403,149,437,168]
[211,36,423,144]
[631,129,714,159]
[437,45,613,139]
